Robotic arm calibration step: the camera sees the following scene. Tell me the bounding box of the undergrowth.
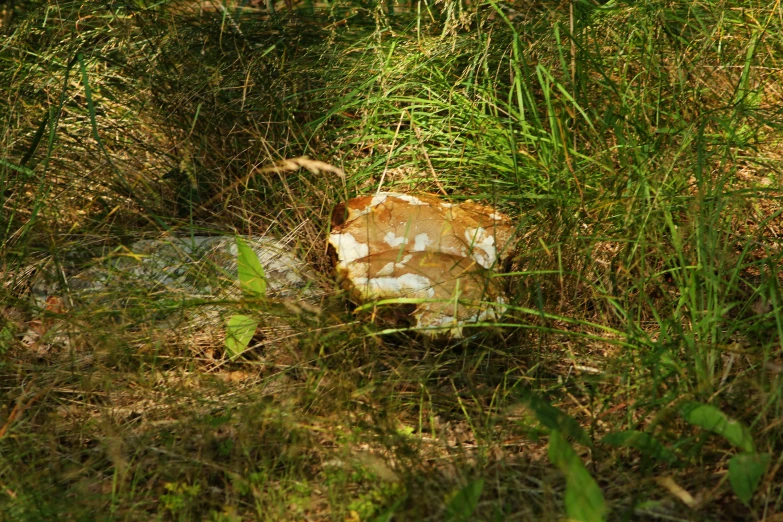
[1,0,782,520]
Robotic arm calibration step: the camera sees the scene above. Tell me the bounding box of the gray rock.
[25,235,319,356]
[35,235,315,306]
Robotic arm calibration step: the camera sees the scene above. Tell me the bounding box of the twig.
[413,125,448,196]
[199,156,345,210]
[376,111,407,195]
[0,384,46,440]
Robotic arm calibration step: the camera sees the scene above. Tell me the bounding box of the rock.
[36,235,314,305]
[77,235,311,298]
[27,235,317,356]
[328,192,513,337]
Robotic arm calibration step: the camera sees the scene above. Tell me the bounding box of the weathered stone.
[329,192,513,337]
[26,235,317,356]
[82,236,310,298]
[39,235,314,304]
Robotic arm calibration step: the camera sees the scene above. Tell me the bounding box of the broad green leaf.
[549,430,607,522]
[518,389,591,446]
[236,237,266,298]
[679,402,755,452]
[729,452,770,504]
[600,431,675,463]
[225,314,258,360]
[445,479,484,522]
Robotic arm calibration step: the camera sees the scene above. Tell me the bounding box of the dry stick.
[376,111,407,195]
[569,0,586,216]
[0,384,46,440]
[570,0,576,155]
[199,157,345,211]
[413,125,448,196]
[216,2,244,37]
[558,116,584,212]
[0,401,23,440]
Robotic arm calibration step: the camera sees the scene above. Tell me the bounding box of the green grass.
[2,0,783,520]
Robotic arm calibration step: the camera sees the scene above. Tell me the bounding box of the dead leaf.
[654,476,698,509]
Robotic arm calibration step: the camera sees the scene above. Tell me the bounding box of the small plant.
[680,402,770,505]
[444,479,484,522]
[602,401,771,506]
[520,390,607,522]
[160,481,202,521]
[224,236,267,360]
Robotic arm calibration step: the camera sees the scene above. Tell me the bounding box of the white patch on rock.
[376,262,397,277]
[415,309,463,336]
[464,227,497,268]
[370,194,389,207]
[346,194,390,219]
[353,273,435,299]
[391,193,428,206]
[383,231,408,248]
[329,233,369,265]
[396,254,413,267]
[465,297,506,324]
[412,233,433,251]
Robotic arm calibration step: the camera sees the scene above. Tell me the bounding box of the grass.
[2,0,783,520]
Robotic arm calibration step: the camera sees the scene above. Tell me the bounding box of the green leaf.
[236,237,266,298]
[729,452,770,504]
[600,431,675,463]
[518,389,591,447]
[224,314,258,360]
[679,402,755,452]
[549,430,607,522]
[445,479,484,522]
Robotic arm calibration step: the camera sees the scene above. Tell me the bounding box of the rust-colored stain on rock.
[329,192,513,337]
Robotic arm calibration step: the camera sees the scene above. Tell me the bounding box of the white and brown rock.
[329,192,513,337]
